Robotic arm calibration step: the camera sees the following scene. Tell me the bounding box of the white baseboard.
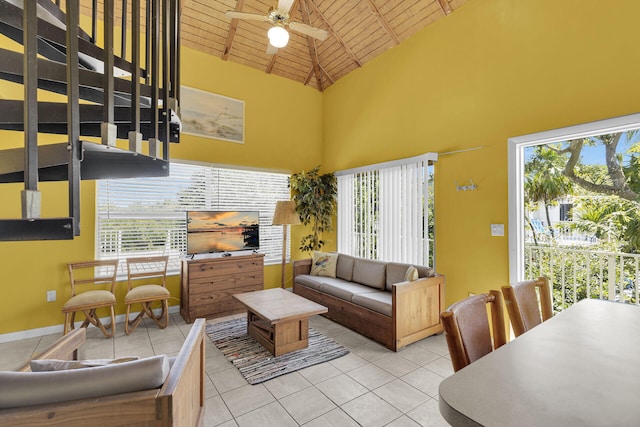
[0,306,181,344]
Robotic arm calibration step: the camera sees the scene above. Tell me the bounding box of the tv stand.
[180,253,264,323]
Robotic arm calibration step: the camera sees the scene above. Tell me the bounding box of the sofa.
[293,253,445,351]
[0,318,206,426]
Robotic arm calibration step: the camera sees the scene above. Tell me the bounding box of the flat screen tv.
[186,211,259,255]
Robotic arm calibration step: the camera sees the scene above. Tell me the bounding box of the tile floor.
[0,313,453,426]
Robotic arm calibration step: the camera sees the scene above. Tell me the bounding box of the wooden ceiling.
[181,0,470,91]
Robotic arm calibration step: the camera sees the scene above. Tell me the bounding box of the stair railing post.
[21,0,40,220]
[148,0,160,158]
[129,0,143,153]
[67,0,82,236]
[102,0,117,146]
[161,0,170,159]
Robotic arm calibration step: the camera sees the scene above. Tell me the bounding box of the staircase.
[0,0,181,240]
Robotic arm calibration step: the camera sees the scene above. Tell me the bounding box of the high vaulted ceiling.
[180,0,470,91]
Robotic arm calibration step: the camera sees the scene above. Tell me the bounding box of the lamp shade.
[267,25,289,48]
[272,200,301,225]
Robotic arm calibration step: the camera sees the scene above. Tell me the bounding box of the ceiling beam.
[222,0,245,61]
[364,0,400,45]
[300,0,323,91]
[437,0,453,15]
[306,0,362,68]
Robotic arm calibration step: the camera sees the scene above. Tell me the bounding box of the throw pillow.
[310,251,338,278]
[404,266,419,282]
[30,356,139,372]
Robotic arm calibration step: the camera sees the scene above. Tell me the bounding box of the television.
[186,211,259,255]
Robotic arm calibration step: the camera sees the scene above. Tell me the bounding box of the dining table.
[438,298,640,427]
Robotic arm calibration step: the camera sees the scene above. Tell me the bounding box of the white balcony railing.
[525,245,640,311]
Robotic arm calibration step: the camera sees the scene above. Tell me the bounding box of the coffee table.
[233,288,328,356]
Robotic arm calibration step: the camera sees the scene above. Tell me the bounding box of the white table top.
[439,299,640,427]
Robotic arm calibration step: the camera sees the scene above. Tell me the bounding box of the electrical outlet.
[46,290,56,302]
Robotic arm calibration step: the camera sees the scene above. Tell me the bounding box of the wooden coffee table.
[233,288,328,356]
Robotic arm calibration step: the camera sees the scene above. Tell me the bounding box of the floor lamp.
[272,200,301,289]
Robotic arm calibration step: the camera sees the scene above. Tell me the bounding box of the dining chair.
[124,256,170,335]
[501,276,552,337]
[62,260,119,338]
[440,290,507,372]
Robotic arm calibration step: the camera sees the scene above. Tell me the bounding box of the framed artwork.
[180,86,244,144]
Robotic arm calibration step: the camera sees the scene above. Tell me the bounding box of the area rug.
[206,317,349,385]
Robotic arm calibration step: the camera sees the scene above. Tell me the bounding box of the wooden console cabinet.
[180,253,264,323]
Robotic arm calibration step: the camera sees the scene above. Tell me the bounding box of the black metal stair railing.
[0,0,181,241]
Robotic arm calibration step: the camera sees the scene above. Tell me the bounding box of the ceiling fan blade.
[266,43,279,55]
[225,11,270,22]
[288,22,328,41]
[277,0,295,14]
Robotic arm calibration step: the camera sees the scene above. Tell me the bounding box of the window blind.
[336,154,436,266]
[96,162,291,274]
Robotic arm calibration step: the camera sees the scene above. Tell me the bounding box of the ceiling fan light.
[268,26,289,48]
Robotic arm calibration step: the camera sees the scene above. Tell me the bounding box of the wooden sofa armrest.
[0,319,206,426]
[17,328,86,372]
[293,258,312,280]
[393,274,446,350]
[156,318,206,426]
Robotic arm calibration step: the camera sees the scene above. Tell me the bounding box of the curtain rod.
[334,152,438,176]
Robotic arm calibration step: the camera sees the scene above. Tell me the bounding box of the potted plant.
[290,166,337,252]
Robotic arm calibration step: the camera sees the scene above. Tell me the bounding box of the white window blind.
[96,162,291,274]
[336,154,437,266]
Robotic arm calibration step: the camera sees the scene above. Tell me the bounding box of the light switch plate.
[490,224,505,237]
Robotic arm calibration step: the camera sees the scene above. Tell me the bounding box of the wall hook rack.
[456,179,477,192]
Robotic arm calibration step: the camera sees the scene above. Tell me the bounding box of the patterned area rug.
[206,317,349,385]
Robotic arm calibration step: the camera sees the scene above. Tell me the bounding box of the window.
[96,162,291,274]
[336,153,437,267]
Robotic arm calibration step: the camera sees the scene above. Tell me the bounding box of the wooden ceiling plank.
[364,0,400,45]
[306,0,363,68]
[222,0,246,61]
[436,0,453,15]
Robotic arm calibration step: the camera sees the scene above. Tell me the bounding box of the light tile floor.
[0,313,453,426]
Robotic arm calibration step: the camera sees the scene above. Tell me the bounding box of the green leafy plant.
[290,166,337,253]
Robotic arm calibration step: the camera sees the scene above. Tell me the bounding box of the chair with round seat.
[440,290,507,372]
[63,260,119,338]
[125,255,170,335]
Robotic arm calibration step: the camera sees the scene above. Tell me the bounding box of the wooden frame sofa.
[0,318,206,426]
[293,254,445,351]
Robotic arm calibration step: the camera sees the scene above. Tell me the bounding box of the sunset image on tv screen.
[187,211,259,254]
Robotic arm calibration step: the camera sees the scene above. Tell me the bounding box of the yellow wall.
[3,0,640,334]
[322,0,640,306]
[0,46,322,335]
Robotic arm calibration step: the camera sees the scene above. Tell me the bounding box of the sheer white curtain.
[337,153,436,266]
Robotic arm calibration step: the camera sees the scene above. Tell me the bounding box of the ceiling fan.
[225,0,328,54]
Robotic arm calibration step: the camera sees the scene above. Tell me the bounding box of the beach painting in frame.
[181,86,244,143]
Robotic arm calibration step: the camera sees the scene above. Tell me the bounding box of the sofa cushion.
[294,274,325,291]
[351,291,392,317]
[352,258,387,290]
[336,254,357,281]
[310,251,338,278]
[0,354,170,409]
[319,281,379,301]
[386,262,436,291]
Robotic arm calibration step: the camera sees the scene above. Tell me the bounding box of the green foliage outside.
[524,130,640,311]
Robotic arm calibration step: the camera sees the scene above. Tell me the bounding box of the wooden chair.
[62,260,119,338]
[125,256,170,335]
[440,290,507,372]
[502,276,553,337]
